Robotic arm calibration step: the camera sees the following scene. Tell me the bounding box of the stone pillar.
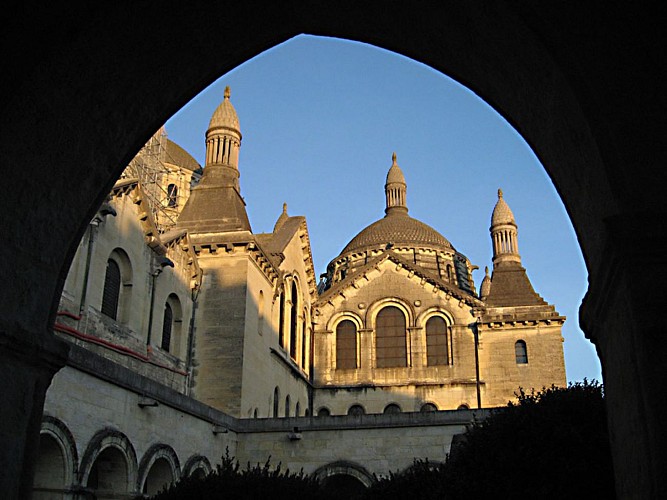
[580,215,667,498]
[0,326,68,499]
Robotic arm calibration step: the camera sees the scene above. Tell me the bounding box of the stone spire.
[490,188,520,266]
[479,266,492,300]
[176,87,251,233]
[385,152,408,216]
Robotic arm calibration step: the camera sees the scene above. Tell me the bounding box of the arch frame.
[79,428,138,492]
[137,443,181,494]
[37,415,79,492]
[182,454,212,478]
[312,460,375,489]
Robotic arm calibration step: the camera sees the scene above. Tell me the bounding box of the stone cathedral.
[37,88,565,498]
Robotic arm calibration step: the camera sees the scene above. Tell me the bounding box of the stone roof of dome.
[341,212,453,255]
[165,139,201,172]
[208,86,240,133]
[491,188,515,226]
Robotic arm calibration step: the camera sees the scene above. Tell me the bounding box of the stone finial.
[498,188,503,199]
[282,202,288,214]
[224,86,231,99]
[392,152,397,165]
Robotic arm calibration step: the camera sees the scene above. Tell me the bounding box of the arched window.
[278,291,285,348]
[273,387,280,418]
[258,290,264,335]
[457,404,470,410]
[289,281,298,360]
[336,320,357,369]
[253,408,258,419]
[161,294,182,355]
[317,407,330,417]
[515,340,528,364]
[426,316,449,366]
[420,403,438,412]
[301,322,308,368]
[295,401,301,417]
[383,403,401,414]
[101,259,121,319]
[167,184,178,207]
[161,303,173,351]
[285,395,291,418]
[376,306,407,368]
[348,404,365,417]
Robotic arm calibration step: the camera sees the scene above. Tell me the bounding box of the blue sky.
[165,35,601,383]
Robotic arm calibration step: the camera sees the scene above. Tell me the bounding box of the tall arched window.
[258,290,264,335]
[376,306,407,368]
[289,281,298,360]
[101,259,121,319]
[278,291,285,348]
[273,387,280,417]
[160,294,182,355]
[336,320,357,369]
[295,401,301,417]
[161,303,173,351]
[167,184,178,207]
[515,340,528,364]
[426,316,449,366]
[285,395,291,418]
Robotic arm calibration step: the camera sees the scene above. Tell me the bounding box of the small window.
[336,320,357,369]
[278,292,285,348]
[285,395,291,418]
[515,340,528,364]
[101,259,121,319]
[295,401,301,417]
[161,303,173,352]
[317,407,330,417]
[167,184,178,207]
[348,404,365,417]
[457,404,470,410]
[383,403,401,414]
[273,387,280,418]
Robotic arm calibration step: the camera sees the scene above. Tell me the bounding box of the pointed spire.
[273,202,289,233]
[385,152,408,216]
[490,188,521,266]
[480,266,492,300]
[224,85,231,99]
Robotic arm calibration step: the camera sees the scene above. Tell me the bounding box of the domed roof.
[341,212,453,254]
[491,188,515,226]
[208,86,240,132]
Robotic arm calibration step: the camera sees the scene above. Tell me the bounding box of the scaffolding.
[122,127,180,233]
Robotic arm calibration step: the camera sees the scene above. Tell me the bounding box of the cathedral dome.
[208,86,241,133]
[341,213,453,254]
[491,188,515,226]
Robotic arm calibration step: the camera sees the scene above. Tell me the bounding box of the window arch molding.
[326,311,364,333]
[365,297,413,328]
[415,307,454,329]
[418,309,454,367]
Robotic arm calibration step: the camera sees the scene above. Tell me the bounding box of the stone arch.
[79,428,138,495]
[313,460,375,489]
[415,307,454,329]
[365,297,414,328]
[182,454,212,478]
[34,415,79,496]
[102,247,134,324]
[137,443,181,495]
[161,292,184,355]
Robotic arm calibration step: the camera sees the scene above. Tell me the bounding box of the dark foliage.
[147,448,321,500]
[363,380,615,499]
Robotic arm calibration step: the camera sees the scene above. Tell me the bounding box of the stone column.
[0,326,68,499]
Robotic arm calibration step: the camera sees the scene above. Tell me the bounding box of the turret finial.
[498,188,503,199]
[392,152,397,165]
[224,86,231,99]
[282,202,287,214]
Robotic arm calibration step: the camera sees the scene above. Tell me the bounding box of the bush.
[363,380,615,499]
[148,448,320,500]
